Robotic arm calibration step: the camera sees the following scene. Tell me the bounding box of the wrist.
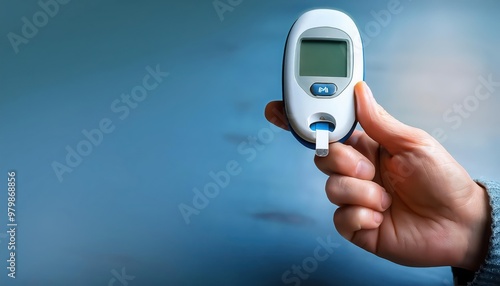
[458,182,492,271]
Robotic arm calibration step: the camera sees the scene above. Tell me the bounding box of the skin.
[264,82,491,271]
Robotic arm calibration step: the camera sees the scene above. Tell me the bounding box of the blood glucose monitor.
[282,9,364,157]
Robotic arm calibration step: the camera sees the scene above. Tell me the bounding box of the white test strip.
[315,123,330,157]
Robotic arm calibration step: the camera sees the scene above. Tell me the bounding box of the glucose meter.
[282,9,364,157]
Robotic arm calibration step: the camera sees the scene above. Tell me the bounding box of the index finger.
[314,141,375,179]
[264,101,289,131]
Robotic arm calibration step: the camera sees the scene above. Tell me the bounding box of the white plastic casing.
[283,9,364,145]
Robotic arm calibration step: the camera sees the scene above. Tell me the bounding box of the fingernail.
[363,82,371,93]
[356,160,372,176]
[381,192,392,210]
[373,212,384,224]
[360,82,375,103]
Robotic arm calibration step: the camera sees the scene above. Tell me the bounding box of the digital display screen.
[299,40,348,77]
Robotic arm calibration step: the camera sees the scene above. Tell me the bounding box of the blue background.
[1,0,500,285]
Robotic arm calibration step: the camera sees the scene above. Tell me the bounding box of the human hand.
[265,82,491,271]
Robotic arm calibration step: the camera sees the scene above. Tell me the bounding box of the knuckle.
[337,176,353,195]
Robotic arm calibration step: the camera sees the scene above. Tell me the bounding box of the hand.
[265,82,491,271]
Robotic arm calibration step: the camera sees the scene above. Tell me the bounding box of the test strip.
[315,122,329,157]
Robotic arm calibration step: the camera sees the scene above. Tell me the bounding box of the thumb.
[355,82,424,154]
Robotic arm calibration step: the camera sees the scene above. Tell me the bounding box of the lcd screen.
[299,40,348,77]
